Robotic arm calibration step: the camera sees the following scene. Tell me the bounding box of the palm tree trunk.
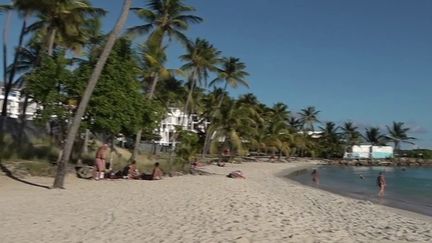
[131,74,159,160]
[148,73,159,98]
[83,129,90,154]
[47,27,56,56]
[1,10,11,117]
[202,83,228,157]
[182,72,197,127]
[52,0,132,189]
[201,126,214,157]
[131,129,142,161]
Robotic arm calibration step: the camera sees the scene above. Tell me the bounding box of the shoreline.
[1,161,431,242]
[284,163,432,221]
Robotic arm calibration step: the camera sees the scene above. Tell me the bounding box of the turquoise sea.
[288,166,432,216]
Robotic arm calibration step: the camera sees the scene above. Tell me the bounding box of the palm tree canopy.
[127,0,202,46]
[209,57,249,89]
[299,106,320,131]
[26,0,106,53]
[364,127,387,146]
[341,121,362,146]
[386,121,415,150]
[180,38,221,86]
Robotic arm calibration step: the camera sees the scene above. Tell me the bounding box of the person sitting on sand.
[377,172,386,197]
[122,160,139,179]
[227,170,245,179]
[152,162,163,180]
[311,169,320,185]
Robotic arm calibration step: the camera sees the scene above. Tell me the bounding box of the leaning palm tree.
[180,38,221,117]
[299,106,320,132]
[53,0,132,189]
[386,121,415,154]
[363,127,387,146]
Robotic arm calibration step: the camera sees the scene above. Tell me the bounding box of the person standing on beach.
[377,172,386,197]
[311,169,320,185]
[95,144,109,180]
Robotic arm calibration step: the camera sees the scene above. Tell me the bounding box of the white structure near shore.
[344,145,394,159]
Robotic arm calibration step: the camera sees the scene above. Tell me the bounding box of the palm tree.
[53,0,132,189]
[299,106,320,132]
[209,57,249,106]
[288,117,302,132]
[1,0,41,117]
[319,122,343,158]
[27,0,105,56]
[386,121,415,154]
[180,38,221,117]
[127,0,202,159]
[127,0,202,47]
[209,100,256,156]
[262,108,292,159]
[364,127,387,146]
[341,121,362,148]
[201,57,249,156]
[1,4,12,117]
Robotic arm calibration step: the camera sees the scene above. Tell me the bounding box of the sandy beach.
[0,162,431,243]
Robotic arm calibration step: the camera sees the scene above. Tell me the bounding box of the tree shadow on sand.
[0,162,50,189]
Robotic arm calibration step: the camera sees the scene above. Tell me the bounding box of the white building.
[156,107,208,147]
[0,88,38,120]
[343,145,394,159]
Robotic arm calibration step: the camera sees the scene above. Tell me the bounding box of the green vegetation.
[0,0,420,187]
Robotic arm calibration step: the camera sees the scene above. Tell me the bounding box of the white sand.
[0,162,431,243]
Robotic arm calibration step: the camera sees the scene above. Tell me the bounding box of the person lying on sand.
[227,170,245,179]
[191,159,206,169]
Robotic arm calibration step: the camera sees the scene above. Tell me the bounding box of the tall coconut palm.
[27,0,105,56]
[53,0,132,189]
[127,0,202,47]
[209,99,256,156]
[319,122,343,158]
[341,121,362,148]
[288,117,302,132]
[127,0,202,159]
[1,0,39,117]
[261,105,292,159]
[180,38,221,117]
[386,121,415,154]
[364,127,387,146]
[299,106,320,132]
[1,4,12,118]
[201,57,249,156]
[209,57,249,106]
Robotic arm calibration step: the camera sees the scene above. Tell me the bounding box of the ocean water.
[288,166,432,216]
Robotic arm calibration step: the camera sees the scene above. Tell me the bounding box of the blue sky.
[1,0,431,148]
